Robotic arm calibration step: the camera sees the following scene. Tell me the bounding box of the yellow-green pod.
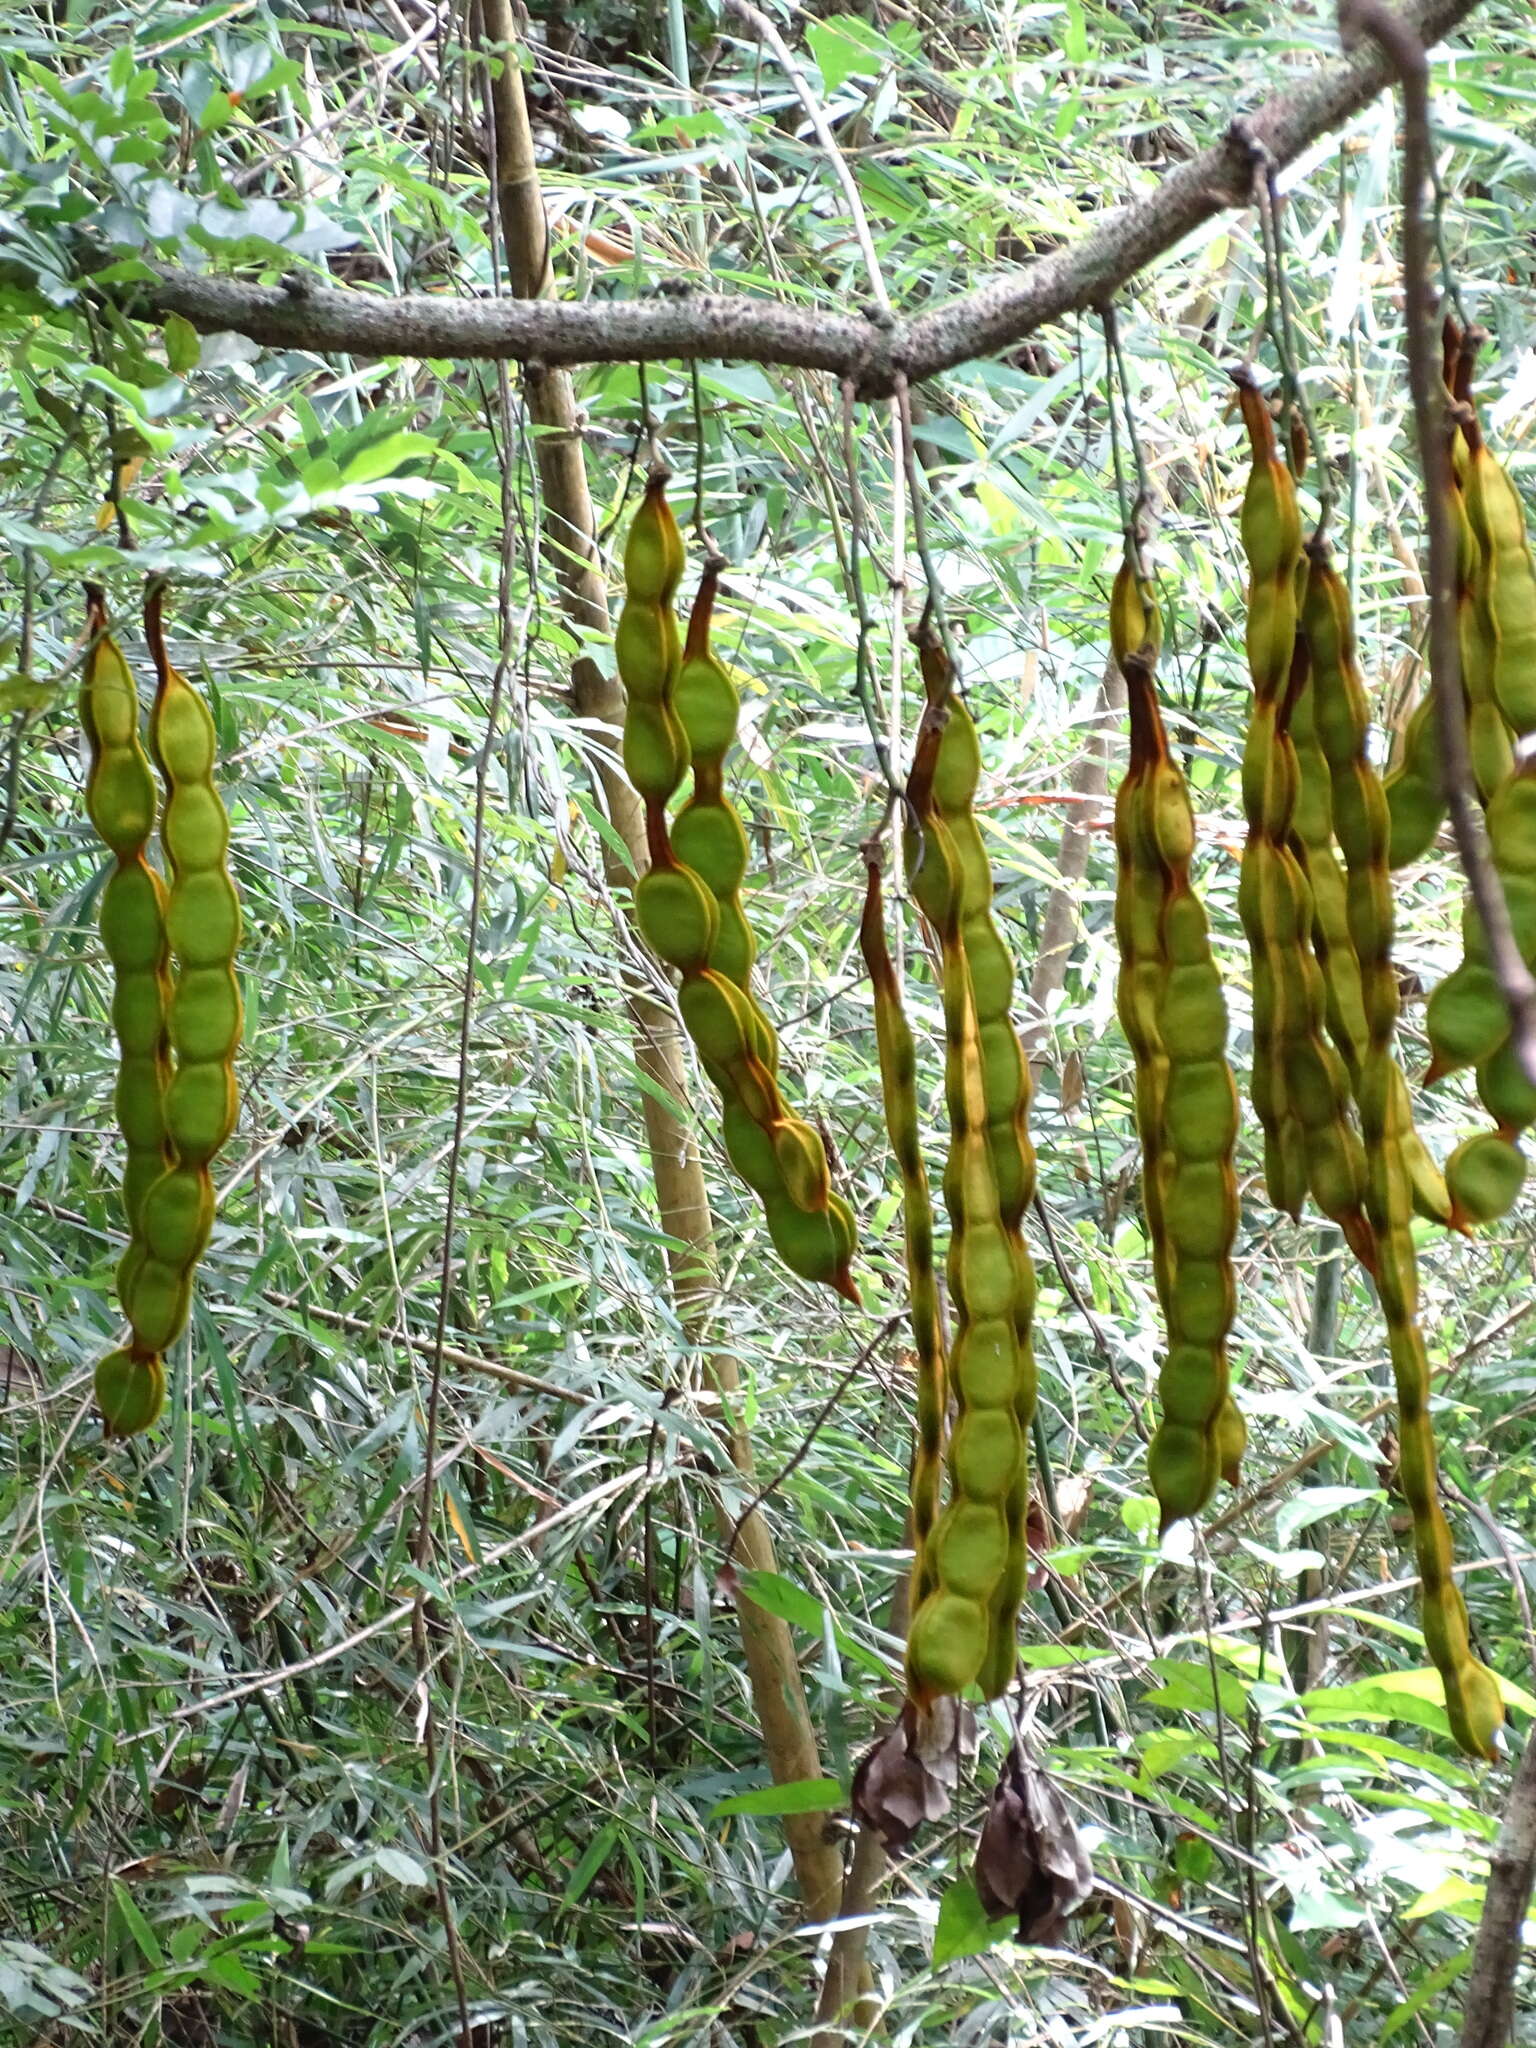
[901,658,1033,1707]
[1303,513,1503,1762]
[632,551,859,1303]
[1109,546,1241,1527]
[94,1347,166,1439]
[113,584,243,1383]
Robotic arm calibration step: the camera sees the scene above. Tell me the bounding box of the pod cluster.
[1385,321,1536,867]
[1298,540,1503,1761]
[1109,555,1243,1531]
[84,587,243,1437]
[1232,374,1373,1269]
[618,475,858,1301]
[900,643,1038,1705]
[860,858,946,1612]
[1418,325,1536,1229]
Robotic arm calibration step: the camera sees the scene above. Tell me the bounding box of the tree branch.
[118,0,1483,393]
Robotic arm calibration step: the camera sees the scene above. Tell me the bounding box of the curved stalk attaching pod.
[860,855,947,1612]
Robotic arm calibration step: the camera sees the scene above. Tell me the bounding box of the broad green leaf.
[711,1779,846,1819]
[932,1877,1014,1966]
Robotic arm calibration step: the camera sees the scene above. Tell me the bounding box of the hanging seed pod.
[1232,375,1372,1266]
[861,857,946,1611]
[617,474,690,811]
[80,590,173,1437]
[112,584,243,1421]
[1384,695,1447,870]
[1453,325,1536,743]
[1424,758,1536,1225]
[616,480,857,1301]
[901,649,1035,1705]
[1384,322,1477,866]
[1287,643,1369,1074]
[1442,338,1516,806]
[1301,536,1503,1759]
[670,561,758,994]
[1110,553,1242,1528]
[917,641,1038,1700]
[1417,328,1536,1231]
[1298,549,1453,1228]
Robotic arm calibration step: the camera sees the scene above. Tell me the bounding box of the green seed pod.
[1233,389,1371,1254]
[94,1347,166,1439]
[622,468,685,607]
[904,1591,991,1700]
[1303,516,1502,1762]
[620,515,858,1302]
[901,648,1035,1706]
[1446,1129,1526,1227]
[1426,961,1509,1078]
[635,863,720,973]
[1454,326,1536,740]
[81,595,174,1275]
[112,586,243,1379]
[1419,345,1536,1270]
[1109,548,1242,1529]
[668,564,759,999]
[1477,1038,1536,1135]
[1287,642,1369,1072]
[1384,765,1445,870]
[763,1196,848,1290]
[615,473,689,810]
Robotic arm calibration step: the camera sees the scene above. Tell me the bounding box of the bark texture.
[125,0,1485,391]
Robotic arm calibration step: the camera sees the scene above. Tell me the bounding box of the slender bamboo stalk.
[476,0,844,1927]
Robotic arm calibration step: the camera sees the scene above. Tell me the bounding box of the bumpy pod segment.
[617,480,857,1302]
[671,564,758,994]
[1232,374,1371,1268]
[900,643,1037,1706]
[1453,323,1536,746]
[1384,318,1532,866]
[1426,758,1536,1227]
[1109,554,1242,1531]
[1301,536,1504,1761]
[860,857,947,1612]
[115,584,244,1382]
[1420,327,1536,1231]
[1297,548,1452,1230]
[81,590,173,1438]
[1288,622,1369,1077]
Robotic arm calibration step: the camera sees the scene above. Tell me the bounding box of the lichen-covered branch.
[116,0,1482,393]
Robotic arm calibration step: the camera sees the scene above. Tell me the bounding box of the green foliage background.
[3,0,1536,2039]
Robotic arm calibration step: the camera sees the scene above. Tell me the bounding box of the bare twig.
[1023,658,1124,1062]
[721,1316,903,1569]
[1338,0,1536,1084]
[722,0,890,315]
